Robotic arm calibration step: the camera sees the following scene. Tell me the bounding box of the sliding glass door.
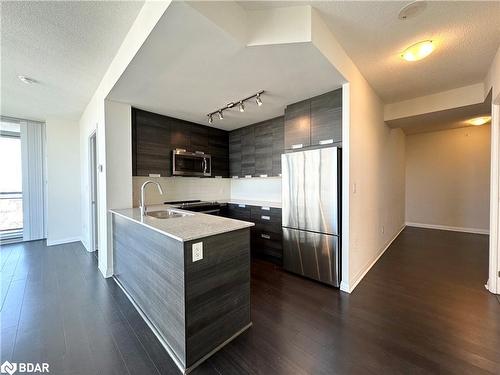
[0,121,23,241]
[0,117,46,243]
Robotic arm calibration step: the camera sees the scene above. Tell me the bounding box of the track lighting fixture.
[206,90,264,124]
[256,93,262,106]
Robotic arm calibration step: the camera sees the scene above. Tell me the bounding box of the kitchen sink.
[146,210,191,219]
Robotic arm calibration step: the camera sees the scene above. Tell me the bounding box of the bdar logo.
[0,361,17,375]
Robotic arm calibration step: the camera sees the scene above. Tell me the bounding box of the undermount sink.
[146,210,191,219]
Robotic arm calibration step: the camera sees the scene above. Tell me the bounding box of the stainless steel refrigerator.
[281,147,341,287]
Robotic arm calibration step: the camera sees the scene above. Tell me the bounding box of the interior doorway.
[89,131,98,258]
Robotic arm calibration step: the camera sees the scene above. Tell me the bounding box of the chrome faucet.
[140,180,163,217]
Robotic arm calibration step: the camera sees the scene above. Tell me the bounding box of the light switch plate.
[192,242,203,262]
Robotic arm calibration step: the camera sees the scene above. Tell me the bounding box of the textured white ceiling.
[239,1,500,103]
[1,1,144,121]
[108,2,345,130]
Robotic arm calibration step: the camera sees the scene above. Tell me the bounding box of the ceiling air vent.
[398,1,427,20]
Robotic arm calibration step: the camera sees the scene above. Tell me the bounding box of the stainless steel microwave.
[172,149,211,177]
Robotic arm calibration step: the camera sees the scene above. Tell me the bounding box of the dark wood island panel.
[112,214,251,374]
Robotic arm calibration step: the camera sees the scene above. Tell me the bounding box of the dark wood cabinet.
[209,128,229,178]
[223,203,282,264]
[132,109,172,177]
[284,99,311,150]
[229,128,242,178]
[240,126,255,177]
[311,89,342,146]
[271,117,284,176]
[132,108,229,177]
[284,88,342,150]
[254,121,273,177]
[229,116,284,178]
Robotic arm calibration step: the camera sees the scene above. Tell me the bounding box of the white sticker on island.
[192,242,203,262]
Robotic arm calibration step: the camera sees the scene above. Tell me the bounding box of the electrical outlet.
[192,242,203,262]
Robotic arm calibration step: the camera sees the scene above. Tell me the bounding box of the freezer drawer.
[282,227,340,287]
[281,147,340,235]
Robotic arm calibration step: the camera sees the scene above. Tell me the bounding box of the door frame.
[89,130,98,253]
[489,102,500,294]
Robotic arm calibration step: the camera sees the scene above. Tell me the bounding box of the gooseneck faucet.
[140,180,164,217]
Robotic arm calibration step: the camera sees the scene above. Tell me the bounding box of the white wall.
[45,118,81,245]
[230,177,281,203]
[132,176,231,207]
[406,126,490,233]
[311,9,406,292]
[79,1,171,277]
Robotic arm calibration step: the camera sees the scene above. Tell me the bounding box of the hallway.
[1,227,499,374]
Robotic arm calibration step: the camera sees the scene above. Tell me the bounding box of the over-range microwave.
[172,149,211,177]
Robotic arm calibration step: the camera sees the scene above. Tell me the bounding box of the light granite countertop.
[222,199,282,209]
[110,204,254,242]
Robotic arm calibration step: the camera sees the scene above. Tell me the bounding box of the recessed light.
[401,40,434,61]
[468,116,491,126]
[18,75,38,85]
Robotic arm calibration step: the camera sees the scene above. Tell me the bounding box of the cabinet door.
[133,109,171,177]
[170,119,190,150]
[209,128,229,178]
[284,99,311,150]
[254,121,273,177]
[240,126,255,177]
[271,116,284,176]
[311,89,342,146]
[190,125,209,153]
[229,129,242,178]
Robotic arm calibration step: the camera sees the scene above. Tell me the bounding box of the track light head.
[218,111,224,120]
[239,101,245,112]
[208,115,213,124]
[256,93,263,106]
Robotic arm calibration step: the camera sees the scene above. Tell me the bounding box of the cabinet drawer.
[251,231,283,262]
[227,204,251,221]
[250,207,281,225]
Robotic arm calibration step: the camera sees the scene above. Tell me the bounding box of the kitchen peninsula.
[110,205,254,374]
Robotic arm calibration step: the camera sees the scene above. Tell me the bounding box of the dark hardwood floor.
[1,227,499,374]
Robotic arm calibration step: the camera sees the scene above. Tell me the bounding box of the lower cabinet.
[224,203,282,264]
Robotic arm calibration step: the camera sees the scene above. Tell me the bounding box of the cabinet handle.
[259,174,268,178]
[291,144,303,149]
[232,176,239,179]
[244,175,252,179]
[148,173,161,177]
[319,139,334,145]
[261,206,270,211]
[261,234,271,240]
[238,204,246,208]
[261,215,270,221]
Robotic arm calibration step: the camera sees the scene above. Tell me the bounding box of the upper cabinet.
[229,116,284,178]
[284,88,342,150]
[132,108,228,177]
[284,100,310,150]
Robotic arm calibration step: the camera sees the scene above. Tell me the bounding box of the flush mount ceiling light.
[18,75,38,85]
[398,1,427,20]
[468,116,491,126]
[207,90,264,125]
[401,40,434,61]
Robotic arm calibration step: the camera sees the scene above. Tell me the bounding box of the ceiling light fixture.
[468,116,491,126]
[401,40,434,61]
[206,90,264,124]
[18,75,38,85]
[398,1,427,20]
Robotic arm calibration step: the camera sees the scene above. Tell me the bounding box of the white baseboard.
[405,222,489,235]
[46,236,82,246]
[98,263,113,278]
[345,224,406,294]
